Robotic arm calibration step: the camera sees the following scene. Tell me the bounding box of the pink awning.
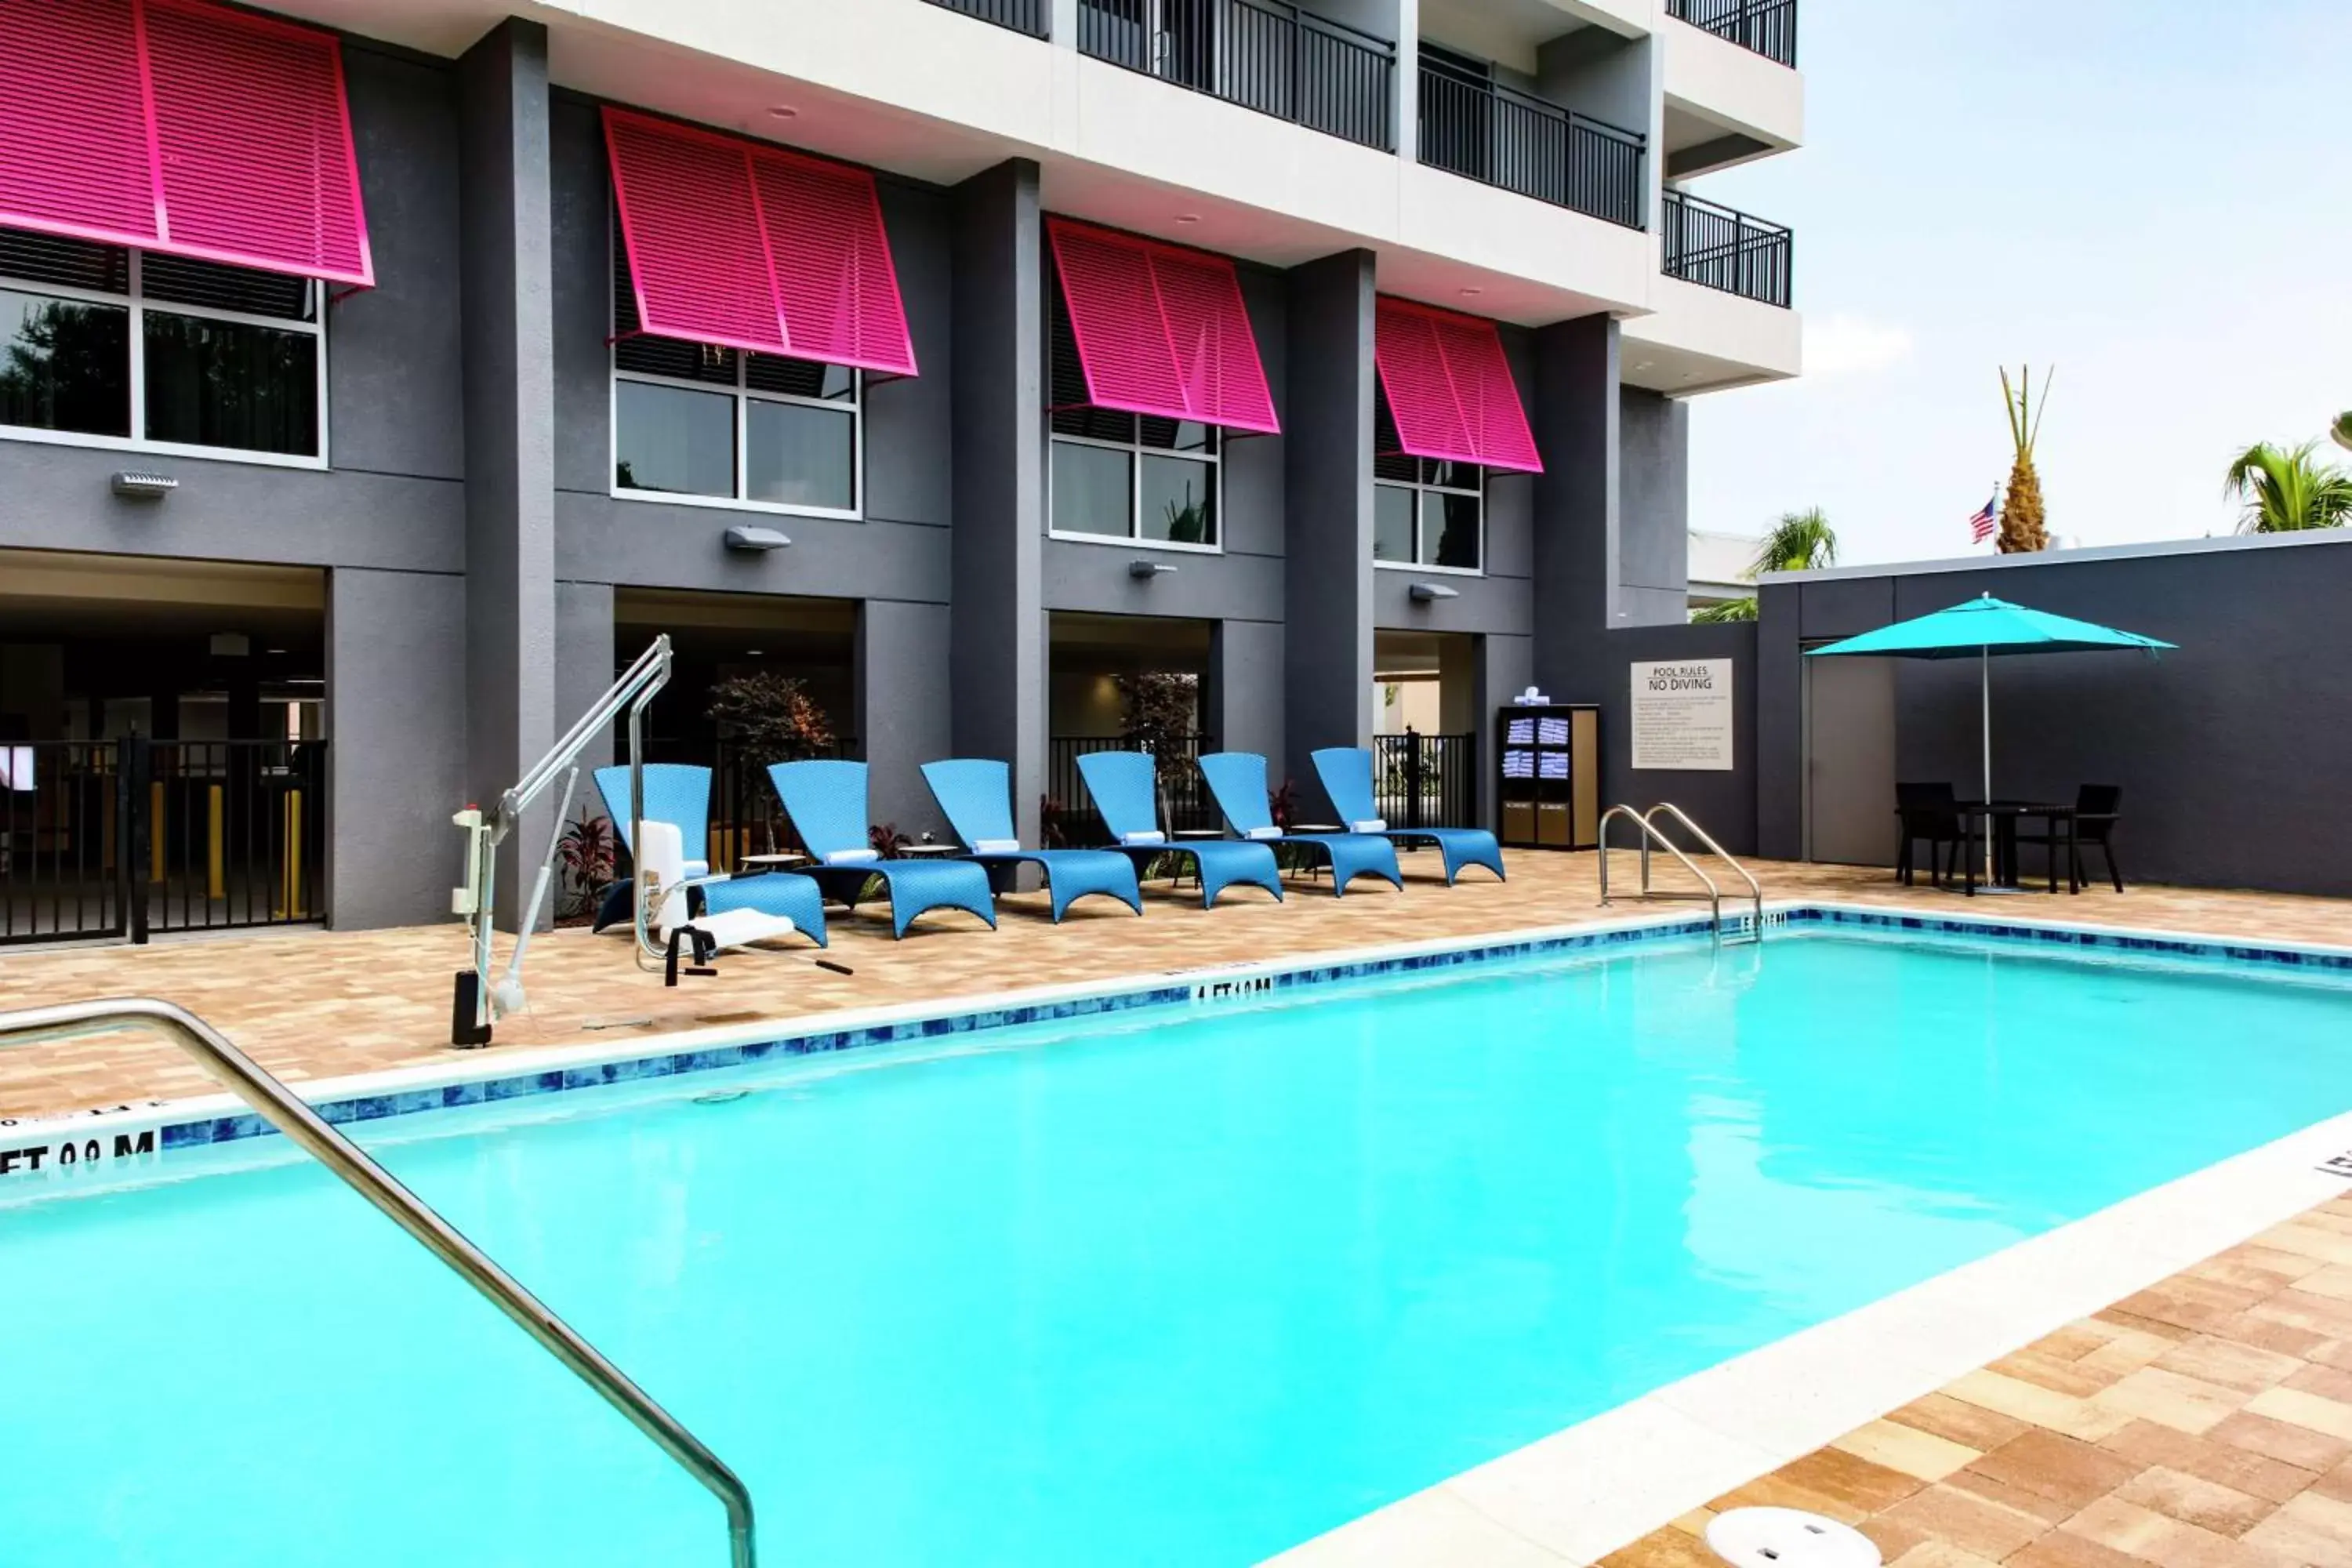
[0,0,372,287]
[1374,296,1541,474]
[604,107,916,377]
[1047,218,1278,435]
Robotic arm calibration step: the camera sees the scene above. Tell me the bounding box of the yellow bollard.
[150,781,166,883]
[207,785,224,901]
[278,789,303,919]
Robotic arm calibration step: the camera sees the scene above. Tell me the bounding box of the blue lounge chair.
[591,764,828,946]
[1074,750,1283,909]
[767,760,997,939]
[1196,751,1403,896]
[1310,746,1506,885]
[920,758,1143,921]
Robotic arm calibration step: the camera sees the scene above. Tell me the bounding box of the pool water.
[5,932,2351,1566]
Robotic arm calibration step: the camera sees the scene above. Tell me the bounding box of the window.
[1047,278,1220,549]
[1374,390,1483,571]
[610,220,861,516]
[0,227,324,463]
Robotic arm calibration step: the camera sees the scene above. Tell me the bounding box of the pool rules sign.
[1631,660,1734,771]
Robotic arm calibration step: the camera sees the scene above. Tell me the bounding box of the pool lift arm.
[451,635,671,1045]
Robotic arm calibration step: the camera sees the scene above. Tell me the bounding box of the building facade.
[0,0,1802,935]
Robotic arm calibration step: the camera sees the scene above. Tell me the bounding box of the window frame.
[1046,423,1225,555]
[1374,457,1486,575]
[0,244,330,471]
[607,213,866,521]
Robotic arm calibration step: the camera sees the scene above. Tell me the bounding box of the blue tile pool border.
[74,904,2352,1162]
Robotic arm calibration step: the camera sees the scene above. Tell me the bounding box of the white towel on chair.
[972,838,1020,854]
[1120,829,1166,846]
[824,848,880,866]
[1245,826,1282,840]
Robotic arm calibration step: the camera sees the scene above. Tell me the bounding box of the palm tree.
[2224,441,2352,534]
[1996,365,2053,554]
[1691,508,1838,622]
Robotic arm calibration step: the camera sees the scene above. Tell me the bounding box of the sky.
[1685,0,2352,566]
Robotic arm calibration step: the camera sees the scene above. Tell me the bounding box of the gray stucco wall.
[327,568,466,929]
[1759,534,2352,895]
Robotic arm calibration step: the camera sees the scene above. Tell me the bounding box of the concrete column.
[858,598,954,840]
[326,568,467,929]
[1393,0,1421,160]
[1471,632,1532,829]
[949,158,1046,845]
[1049,0,1078,44]
[1282,248,1377,790]
[1207,619,1284,761]
[554,579,615,786]
[1619,387,1692,626]
[1530,312,1619,700]
[459,18,557,930]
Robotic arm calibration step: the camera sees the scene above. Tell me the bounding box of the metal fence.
[1046,734,1220,846]
[1417,64,1646,229]
[1077,0,1396,151]
[1666,0,1796,67]
[1663,189,1793,307]
[1373,732,1476,829]
[921,0,1050,37]
[0,738,328,945]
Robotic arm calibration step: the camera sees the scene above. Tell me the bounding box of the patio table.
[1954,801,2078,895]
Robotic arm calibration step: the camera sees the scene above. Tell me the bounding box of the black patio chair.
[1894,782,1965,887]
[2020,784,2125,894]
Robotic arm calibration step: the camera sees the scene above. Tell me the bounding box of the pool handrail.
[1644,802,1763,939]
[0,996,757,1568]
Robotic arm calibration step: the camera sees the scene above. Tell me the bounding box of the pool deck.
[6,850,2352,1566]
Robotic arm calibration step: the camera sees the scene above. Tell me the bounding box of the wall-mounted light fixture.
[110,471,176,500]
[1408,582,1459,603]
[724,524,792,552]
[1128,560,1178,579]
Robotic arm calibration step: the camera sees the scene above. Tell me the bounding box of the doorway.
[1802,649,1895,866]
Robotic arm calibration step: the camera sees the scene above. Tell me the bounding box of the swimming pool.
[5,924,2350,1566]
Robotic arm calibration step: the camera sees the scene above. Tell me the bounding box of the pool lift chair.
[451,636,823,1047]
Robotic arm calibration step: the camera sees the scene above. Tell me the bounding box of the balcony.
[1662,189,1791,307]
[1417,61,1646,230]
[1666,0,1798,68]
[922,0,1051,36]
[1076,0,1397,152]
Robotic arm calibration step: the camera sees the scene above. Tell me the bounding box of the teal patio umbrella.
[1806,594,2175,883]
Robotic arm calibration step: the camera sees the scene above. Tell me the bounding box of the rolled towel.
[824,848,881,866]
[1245,826,1283,841]
[1120,829,1166,846]
[1349,818,1387,833]
[971,838,1021,854]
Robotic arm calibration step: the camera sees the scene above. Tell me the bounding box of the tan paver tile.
[1598,1528,1723,1568]
[2154,1336,2309,1395]
[1889,1392,2034,1452]
[2005,1534,2158,1568]
[1831,1418,1980,1483]
[2244,1386,2352,1443]
[2060,1496,2281,1568]
[2240,1490,2352,1564]
[2209,1412,2352,1474]
[2097,1421,2323,1505]
[2111,1465,2275,1537]
[1886,1542,2004,1568]
[1875,1483,2047,1560]
[1944,1370,2134,1443]
[1965,1429,2140,1512]
[2093,1367,2254,1436]
[2281,1362,2352,1404]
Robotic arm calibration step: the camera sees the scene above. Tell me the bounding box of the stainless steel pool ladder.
[0,997,757,1568]
[1597,803,1766,946]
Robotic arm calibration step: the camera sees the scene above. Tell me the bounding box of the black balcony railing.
[1077,0,1396,152]
[1046,734,1220,846]
[1662,189,1792,307]
[1417,63,1646,230]
[1373,731,1476,829]
[1666,0,1797,67]
[923,0,1050,38]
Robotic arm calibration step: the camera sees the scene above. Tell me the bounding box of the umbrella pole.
[1981,644,1994,884]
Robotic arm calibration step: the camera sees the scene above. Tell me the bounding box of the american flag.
[1968,490,1999,545]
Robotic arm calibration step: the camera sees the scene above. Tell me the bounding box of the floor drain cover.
[1704,1508,1882,1567]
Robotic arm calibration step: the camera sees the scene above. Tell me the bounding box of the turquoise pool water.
[5,931,2350,1566]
